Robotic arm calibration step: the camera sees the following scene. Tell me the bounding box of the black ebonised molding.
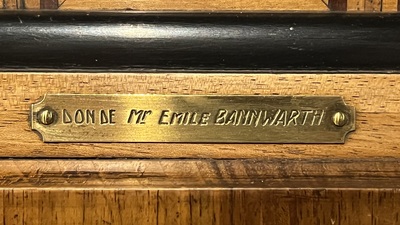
[1,11,400,72]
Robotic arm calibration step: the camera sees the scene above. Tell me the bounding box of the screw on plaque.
[332,111,347,127]
[37,108,57,125]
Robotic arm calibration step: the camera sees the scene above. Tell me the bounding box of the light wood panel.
[3,0,17,9]
[0,73,399,159]
[24,0,40,9]
[2,0,399,11]
[382,0,399,11]
[56,0,328,11]
[1,0,329,10]
[364,0,382,11]
[347,0,365,10]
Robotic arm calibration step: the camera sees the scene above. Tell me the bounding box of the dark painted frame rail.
[1,11,400,72]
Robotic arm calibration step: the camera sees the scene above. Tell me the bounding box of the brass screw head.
[37,108,56,125]
[332,111,347,127]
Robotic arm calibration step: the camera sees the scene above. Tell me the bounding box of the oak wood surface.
[0,73,399,159]
[3,0,330,10]
[1,73,399,224]
[1,159,400,188]
[2,0,398,11]
[58,0,328,11]
[1,0,400,223]
[1,188,400,225]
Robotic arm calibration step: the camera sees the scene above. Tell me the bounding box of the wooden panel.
[57,0,328,11]
[1,2,400,223]
[0,73,399,159]
[1,159,400,188]
[5,0,400,11]
[40,0,58,9]
[365,0,382,11]
[348,0,398,11]
[1,188,400,225]
[347,0,365,10]
[24,0,40,9]
[328,0,348,11]
[1,0,329,10]
[4,0,400,11]
[382,0,398,11]
[3,0,18,9]
[347,0,386,12]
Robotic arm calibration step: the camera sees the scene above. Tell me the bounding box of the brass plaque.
[31,95,355,143]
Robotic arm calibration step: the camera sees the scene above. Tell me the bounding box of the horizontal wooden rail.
[1,11,400,72]
[0,159,399,188]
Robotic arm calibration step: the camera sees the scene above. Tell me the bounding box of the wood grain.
[40,0,58,9]
[54,0,329,11]
[1,0,329,10]
[1,188,400,225]
[328,0,348,11]
[4,0,400,11]
[3,0,17,9]
[1,1,399,224]
[347,0,397,11]
[382,0,398,11]
[0,73,399,159]
[1,159,400,188]
[347,0,364,10]
[364,0,382,11]
[25,0,40,9]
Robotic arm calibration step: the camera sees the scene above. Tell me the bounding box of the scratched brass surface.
[30,94,355,143]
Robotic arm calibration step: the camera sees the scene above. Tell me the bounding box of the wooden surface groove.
[0,73,399,159]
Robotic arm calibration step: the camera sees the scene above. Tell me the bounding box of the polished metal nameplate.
[30,95,355,143]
